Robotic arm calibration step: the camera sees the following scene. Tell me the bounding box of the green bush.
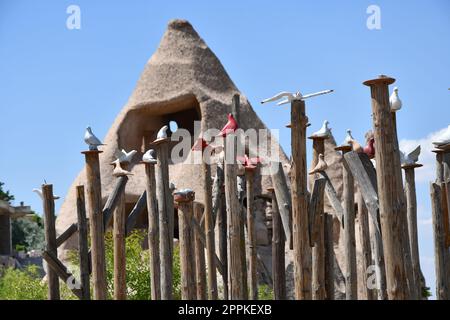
[12,217,45,252]
[257,284,274,300]
[0,265,47,300]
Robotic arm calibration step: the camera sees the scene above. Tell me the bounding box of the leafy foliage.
[0,265,47,300]
[0,182,14,203]
[12,216,45,252]
[257,284,274,300]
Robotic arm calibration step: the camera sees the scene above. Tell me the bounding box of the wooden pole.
[193,203,207,300]
[143,162,161,300]
[391,112,416,299]
[153,137,173,300]
[113,164,128,300]
[269,188,286,300]
[309,137,327,300]
[270,162,292,249]
[82,150,107,300]
[356,193,374,300]
[202,160,218,299]
[176,192,196,300]
[403,164,424,299]
[224,133,245,299]
[217,184,228,299]
[291,99,311,300]
[324,213,334,300]
[76,185,91,300]
[336,146,357,299]
[246,168,258,300]
[430,182,450,299]
[42,184,60,300]
[363,75,409,299]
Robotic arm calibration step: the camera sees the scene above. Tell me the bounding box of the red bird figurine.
[237,154,262,170]
[218,113,238,137]
[363,138,375,159]
[191,138,209,151]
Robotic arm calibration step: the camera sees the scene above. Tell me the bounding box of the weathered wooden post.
[76,185,91,300]
[153,131,173,300]
[324,213,335,300]
[291,99,311,299]
[270,162,292,250]
[224,132,245,299]
[309,135,327,300]
[363,75,410,299]
[112,163,129,300]
[245,165,258,300]
[82,150,107,300]
[402,162,424,299]
[335,145,357,299]
[217,183,228,299]
[193,203,207,300]
[356,193,374,300]
[430,182,450,299]
[194,140,218,300]
[42,184,60,300]
[268,187,286,300]
[175,190,196,300]
[143,156,161,300]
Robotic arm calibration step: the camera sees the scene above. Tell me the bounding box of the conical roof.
[56,19,289,254]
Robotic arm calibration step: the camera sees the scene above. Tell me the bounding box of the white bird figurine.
[156,125,169,140]
[261,89,334,106]
[84,126,105,150]
[32,188,60,200]
[400,145,421,166]
[389,87,402,112]
[311,120,332,138]
[343,129,354,146]
[142,149,157,164]
[309,154,328,175]
[432,125,450,148]
[112,161,133,177]
[113,149,137,164]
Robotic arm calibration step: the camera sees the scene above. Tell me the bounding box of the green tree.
[0,182,14,203]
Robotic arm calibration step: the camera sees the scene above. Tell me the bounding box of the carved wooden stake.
[430,182,450,300]
[217,183,228,299]
[291,99,311,300]
[202,159,218,300]
[324,213,335,300]
[309,136,327,300]
[175,191,196,300]
[224,133,245,299]
[363,75,410,299]
[143,161,161,300]
[193,203,207,300]
[113,164,128,300]
[356,193,374,300]
[268,187,286,300]
[402,163,424,299]
[76,185,91,300]
[336,145,357,299]
[153,136,173,300]
[82,150,107,300]
[245,167,258,300]
[42,184,60,300]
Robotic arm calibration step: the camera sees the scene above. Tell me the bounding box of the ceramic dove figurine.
[156,125,169,140]
[112,161,133,177]
[113,149,137,164]
[432,125,450,147]
[84,127,105,150]
[32,188,60,200]
[311,120,331,138]
[309,154,328,175]
[261,89,333,106]
[389,87,402,112]
[400,145,421,166]
[142,149,157,164]
[343,129,354,146]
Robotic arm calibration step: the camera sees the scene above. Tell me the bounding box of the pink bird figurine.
[237,154,262,170]
[191,138,209,151]
[218,113,238,137]
[363,138,375,159]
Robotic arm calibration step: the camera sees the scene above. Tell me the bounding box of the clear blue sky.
[1,0,449,298]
